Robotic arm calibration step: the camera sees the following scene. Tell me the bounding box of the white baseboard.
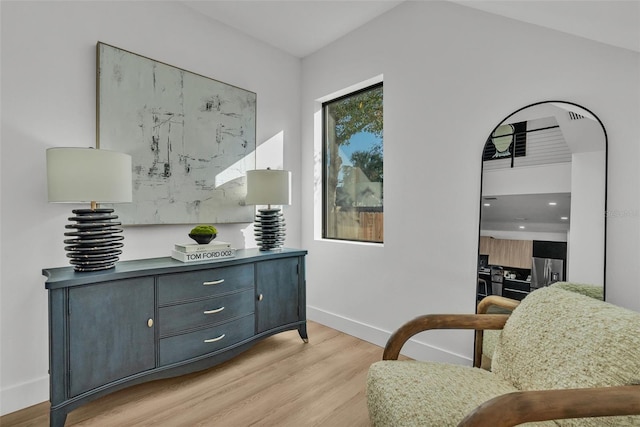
[0,375,49,416]
[307,305,472,365]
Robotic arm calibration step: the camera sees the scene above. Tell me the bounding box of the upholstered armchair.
[478,281,605,370]
[366,287,640,426]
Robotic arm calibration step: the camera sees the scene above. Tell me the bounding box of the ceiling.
[183,1,404,57]
[183,0,640,58]
[481,193,572,233]
[453,0,639,54]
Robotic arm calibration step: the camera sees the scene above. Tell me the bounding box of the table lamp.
[245,168,291,250]
[46,147,132,271]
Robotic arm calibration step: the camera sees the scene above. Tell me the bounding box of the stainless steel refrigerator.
[531,257,564,290]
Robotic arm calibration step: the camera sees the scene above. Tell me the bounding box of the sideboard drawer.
[159,314,255,366]
[158,264,254,304]
[159,289,255,337]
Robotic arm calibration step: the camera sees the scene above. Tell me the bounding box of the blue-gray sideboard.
[43,248,307,427]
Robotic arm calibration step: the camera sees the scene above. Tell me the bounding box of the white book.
[174,241,232,253]
[171,248,236,263]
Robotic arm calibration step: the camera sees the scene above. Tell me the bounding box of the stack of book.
[171,241,236,263]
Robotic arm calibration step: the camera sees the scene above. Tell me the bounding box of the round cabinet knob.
[258,294,264,301]
[147,318,154,328]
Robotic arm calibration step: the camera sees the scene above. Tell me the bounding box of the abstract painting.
[97,42,256,225]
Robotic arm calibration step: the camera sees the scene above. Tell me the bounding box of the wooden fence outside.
[332,210,383,242]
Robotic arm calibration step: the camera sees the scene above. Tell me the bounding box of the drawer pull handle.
[203,279,225,286]
[204,334,226,343]
[203,307,225,315]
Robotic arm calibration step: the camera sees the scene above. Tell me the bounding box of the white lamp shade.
[47,147,132,203]
[245,169,291,206]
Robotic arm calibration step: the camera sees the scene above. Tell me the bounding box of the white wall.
[301,1,639,364]
[0,1,301,414]
[482,163,572,196]
[568,151,607,286]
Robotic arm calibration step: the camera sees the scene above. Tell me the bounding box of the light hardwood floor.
[2,321,400,427]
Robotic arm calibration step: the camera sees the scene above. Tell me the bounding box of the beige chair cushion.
[482,329,500,366]
[483,282,603,368]
[549,281,604,300]
[366,360,556,427]
[492,287,640,426]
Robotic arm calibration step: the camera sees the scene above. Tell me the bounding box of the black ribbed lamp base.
[254,208,286,251]
[63,208,124,272]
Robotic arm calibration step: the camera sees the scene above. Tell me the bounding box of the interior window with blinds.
[322,83,383,243]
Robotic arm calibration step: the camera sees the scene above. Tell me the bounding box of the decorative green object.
[188,225,217,244]
[190,225,217,235]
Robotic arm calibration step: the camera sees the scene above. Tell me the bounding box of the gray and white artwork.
[97,43,256,225]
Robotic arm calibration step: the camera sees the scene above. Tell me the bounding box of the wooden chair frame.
[381,300,640,427]
[474,295,520,368]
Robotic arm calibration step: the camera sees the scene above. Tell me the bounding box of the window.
[323,83,383,243]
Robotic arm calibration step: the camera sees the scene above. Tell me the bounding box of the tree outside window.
[323,83,383,243]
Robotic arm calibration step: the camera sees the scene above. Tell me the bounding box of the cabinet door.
[502,239,533,268]
[483,238,533,268]
[256,258,300,333]
[533,240,567,260]
[479,236,492,256]
[68,277,155,397]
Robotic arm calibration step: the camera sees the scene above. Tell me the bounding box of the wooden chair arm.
[458,385,640,427]
[382,314,510,360]
[477,295,520,314]
[474,295,520,367]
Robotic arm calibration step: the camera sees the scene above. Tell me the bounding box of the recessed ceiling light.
[519,225,526,229]
[561,216,569,220]
[549,202,557,206]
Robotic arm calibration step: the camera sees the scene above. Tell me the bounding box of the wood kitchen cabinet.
[479,236,533,268]
[43,248,307,427]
